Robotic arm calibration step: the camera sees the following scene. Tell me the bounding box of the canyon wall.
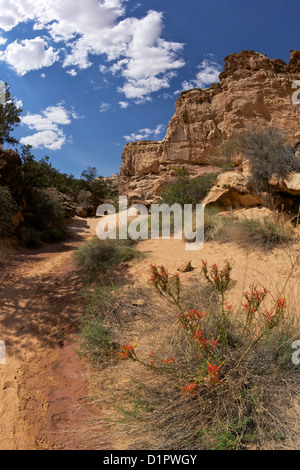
[118,50,300,201]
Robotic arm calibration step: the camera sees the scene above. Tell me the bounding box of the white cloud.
[15,99,23,109]
[20,130,66,151]
[99,102,111,113]
[66,68,77,76]
[182,58,222,91]
[20,104,74,150]
[0,36,58,75]
[0,1,184,99]
[0,36,7,46]
[119,101,129,109]
[40,72,46,78]
[123,124,165,141]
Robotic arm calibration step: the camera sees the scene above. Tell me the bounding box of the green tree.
[81,166,98,182]
[19,145,52,191]
[0,81,22,146]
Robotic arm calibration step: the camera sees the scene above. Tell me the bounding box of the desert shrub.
[18,189,69,247]
[115,261,298,449]
[19,145,109,199]
[238,216,294,247]
[0,185,18,238]
[203,207,228,241]
[75,237,143,274]
[17,226,42,248]
[183,207,229,243]
[77,316,115,360]
[214,133,241,165]
[40,228,67,243]
[237,127,300,191]
[161,172,219,206]
[27,189,68,234]
[77,190,91,206]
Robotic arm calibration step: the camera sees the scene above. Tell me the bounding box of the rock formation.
[118,49,300,202]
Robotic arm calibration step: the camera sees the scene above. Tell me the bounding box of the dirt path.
[0,217,99,450]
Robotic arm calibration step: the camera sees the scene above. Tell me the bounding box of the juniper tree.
[0,81,22,147]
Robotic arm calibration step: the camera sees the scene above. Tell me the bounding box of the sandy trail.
[0,217,99,450]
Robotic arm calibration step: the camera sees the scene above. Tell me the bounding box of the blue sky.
[0,0,299,178]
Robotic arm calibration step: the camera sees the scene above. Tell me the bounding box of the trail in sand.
[0,217,99,450]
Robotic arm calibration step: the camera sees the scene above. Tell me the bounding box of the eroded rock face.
[202,171,266,208]
[119,164,221,204]
[119,50,300,196]
[203,169,300,211]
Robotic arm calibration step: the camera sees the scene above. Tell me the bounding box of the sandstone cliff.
[119,50,300,201]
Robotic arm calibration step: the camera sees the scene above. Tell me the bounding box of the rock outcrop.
[119,49,300,201]
[203,169,300,211]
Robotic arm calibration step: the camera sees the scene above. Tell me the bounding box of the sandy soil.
[0,217,99,450]
[0,213,299,449]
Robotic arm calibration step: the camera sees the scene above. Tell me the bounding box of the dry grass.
[74,240,300,450]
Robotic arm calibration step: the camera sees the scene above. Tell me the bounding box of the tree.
[81,166,98,182]
[19,145,52,191]
[0,81,22,147]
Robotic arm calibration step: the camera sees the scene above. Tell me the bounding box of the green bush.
[238,216,293,247]
[27,189,68,233]
[161,172,218,206]
[78,316,114,359]
[18,189,69,247]
[40,228,67,243]
[0,186,18,238]
[75,237,143,274]
[17,226,42,248]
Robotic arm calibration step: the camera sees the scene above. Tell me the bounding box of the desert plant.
[115,261,295,449]
[78,316,115,360]
[17,226,42,248]
[237,127,300,191]
[75,237,143,274]
[26,189,68,233]
[238,216,294,247]
[161,172,219,206]
[0,185,18,238]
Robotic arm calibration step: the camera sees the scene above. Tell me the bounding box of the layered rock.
[203,169,300,212]
[119,49,300,201]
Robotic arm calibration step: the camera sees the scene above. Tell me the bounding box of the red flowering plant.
[206,361,223,384]
[201,260,233,344]
[148,265,181,310]
[234,295,288,369]
[117,343,138,362]
[242,285,269,339]
[118,262,289,398]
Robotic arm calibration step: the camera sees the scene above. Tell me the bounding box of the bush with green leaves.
[27,189,67,232]
[17,189,69,247]
[19,145,108,200]
[0,185,18,238]
[161,172,219,206]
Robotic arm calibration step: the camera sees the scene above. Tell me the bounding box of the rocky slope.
[118,49,300,202]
